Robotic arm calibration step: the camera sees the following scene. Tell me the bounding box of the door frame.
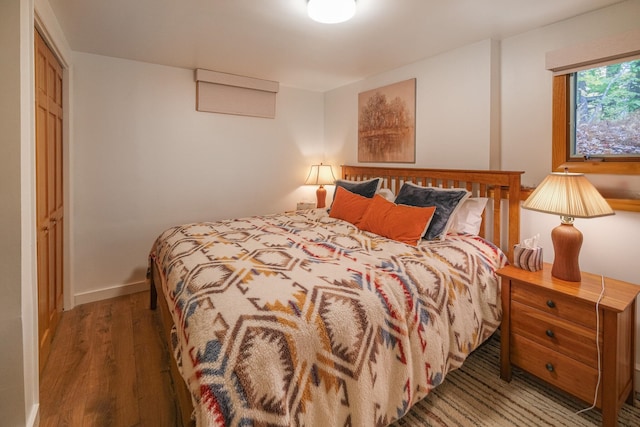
[35,7,73,312]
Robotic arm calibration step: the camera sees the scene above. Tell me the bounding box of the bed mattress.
[150,208,507,426]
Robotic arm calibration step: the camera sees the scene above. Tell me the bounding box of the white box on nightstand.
[296,202,316,210]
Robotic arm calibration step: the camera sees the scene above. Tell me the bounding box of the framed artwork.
[358,78,416,163]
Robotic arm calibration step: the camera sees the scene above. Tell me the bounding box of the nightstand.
[497,263,639,427]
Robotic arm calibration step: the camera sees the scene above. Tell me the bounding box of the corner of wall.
[74,281,149,306]
[489,39,501,170]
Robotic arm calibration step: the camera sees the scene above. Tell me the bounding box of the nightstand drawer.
[511,300,599,367]
[511,334,600,407]
[498,264,640,426]
[512,280,597,329]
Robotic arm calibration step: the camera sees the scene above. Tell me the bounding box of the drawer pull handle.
[546,363,554,372]
[546,300,556,308]
[545,329,555,338]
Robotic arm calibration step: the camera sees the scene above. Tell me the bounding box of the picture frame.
[358,78,416,163]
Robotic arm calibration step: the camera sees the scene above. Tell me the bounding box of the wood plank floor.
[39,290,179,427]
[40,290,640,426]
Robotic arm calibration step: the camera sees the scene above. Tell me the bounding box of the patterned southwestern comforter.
[150,209,507,427]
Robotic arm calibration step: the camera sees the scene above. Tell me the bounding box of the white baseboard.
[74,280,148,306]
[26,404,39,427]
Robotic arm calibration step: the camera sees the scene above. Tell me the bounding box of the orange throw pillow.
[359,195,436,246]
[329,186,373,226]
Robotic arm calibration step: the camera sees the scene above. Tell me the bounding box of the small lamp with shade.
[521,169,614,282]
[304,163,336,209]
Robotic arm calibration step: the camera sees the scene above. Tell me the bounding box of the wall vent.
[195,69,279,118]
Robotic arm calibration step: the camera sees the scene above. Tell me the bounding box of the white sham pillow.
[449,197,489,235]
[376,188,395,202]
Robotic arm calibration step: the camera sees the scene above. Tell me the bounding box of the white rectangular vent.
[195,69,279,118]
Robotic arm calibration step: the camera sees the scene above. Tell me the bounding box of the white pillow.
[376,188,395,202]
[449,197,488,235]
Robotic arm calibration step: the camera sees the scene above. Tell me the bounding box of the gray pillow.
[394,183,470,240]
[331,178,382,205]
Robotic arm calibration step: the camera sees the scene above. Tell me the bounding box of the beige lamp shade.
[522,172,614,219]
[304,163,336,186]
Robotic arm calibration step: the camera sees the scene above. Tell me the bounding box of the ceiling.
[47,0,624,92]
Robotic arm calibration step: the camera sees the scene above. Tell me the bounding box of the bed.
[149,165,523,426]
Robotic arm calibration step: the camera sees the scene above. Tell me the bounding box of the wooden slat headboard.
[341,165,523,262]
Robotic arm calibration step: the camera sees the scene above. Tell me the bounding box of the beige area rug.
[391,332,640,426]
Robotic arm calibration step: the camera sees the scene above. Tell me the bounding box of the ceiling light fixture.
[307,0,356,24]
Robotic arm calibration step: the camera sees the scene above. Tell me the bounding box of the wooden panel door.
[35,29,64,373]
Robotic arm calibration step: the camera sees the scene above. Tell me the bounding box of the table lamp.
[304,163,335,208]
[522,169,614,282]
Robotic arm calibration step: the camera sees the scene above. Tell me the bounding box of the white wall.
[325,39,499,170]
[0,0,39,425]
[70,52,325,303]
[0,1,27,424]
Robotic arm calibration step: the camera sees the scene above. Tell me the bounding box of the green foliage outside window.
[572,58,640,157]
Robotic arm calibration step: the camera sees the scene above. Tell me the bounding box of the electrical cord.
[575,274,605,415]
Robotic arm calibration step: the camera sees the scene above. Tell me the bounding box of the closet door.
[35,29,64,373]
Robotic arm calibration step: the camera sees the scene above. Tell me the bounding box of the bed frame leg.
[148,266,158,310]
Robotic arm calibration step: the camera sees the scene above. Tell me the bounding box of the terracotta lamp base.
[316,185,327,208]
[551,223,583,282]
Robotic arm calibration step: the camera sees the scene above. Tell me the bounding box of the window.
[570,59,640,160]
[548,29,640,175]
[553,70,640,175]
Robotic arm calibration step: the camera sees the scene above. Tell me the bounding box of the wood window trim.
[551,74,640,213]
